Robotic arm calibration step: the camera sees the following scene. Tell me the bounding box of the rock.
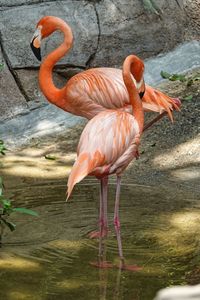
[154,284,200,300]
[0,0,192,70]
[0,1,98,68]
[184,0,200,40]
[16,69,67,109]
[144,41,200,85]
[0,49,29,121]
[0,0,50,5]
[92,0,188,67]
[55,67,83,80]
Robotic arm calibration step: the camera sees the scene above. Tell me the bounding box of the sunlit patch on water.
[0,179,199,299]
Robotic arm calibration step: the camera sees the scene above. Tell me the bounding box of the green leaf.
[0,140,7,155]
[13,207,39,217]
[0,198,12,209]
[1,218,16,231]
[161,71,186,82]
[45,154,57,160]
[183,95,193,101]
[142,0,160,14]
[169,74,186,82]
[160,71,171,79]
[0,63,4,71]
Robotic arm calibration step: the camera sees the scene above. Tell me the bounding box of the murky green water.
[0,178,200,300]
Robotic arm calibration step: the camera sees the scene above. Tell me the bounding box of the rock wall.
[0,0,199,121]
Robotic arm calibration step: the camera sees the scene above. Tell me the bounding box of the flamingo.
[30,16,181,126]
[66,54,147,270]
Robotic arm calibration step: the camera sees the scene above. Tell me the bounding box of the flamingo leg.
[114,176,124,261]
[90,177,113,269]
[114,176,142,272]
[102,176,108,235]
[98,178,104,257]
[143,111,167,132]
[88,177,109,239]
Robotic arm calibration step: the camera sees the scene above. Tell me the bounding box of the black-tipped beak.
[139,90,145,99]
[139,80,145,99]
[30,37,41,61]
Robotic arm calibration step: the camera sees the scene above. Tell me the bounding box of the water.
[0,177,199,300]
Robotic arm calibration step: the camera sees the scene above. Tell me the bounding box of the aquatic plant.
[0,177,38,246]
[0,140,7,155]
[0,140,38,245]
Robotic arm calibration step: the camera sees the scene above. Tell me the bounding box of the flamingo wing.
[66,68,180,120]
[65,68,129,119]
[142,84,180,121]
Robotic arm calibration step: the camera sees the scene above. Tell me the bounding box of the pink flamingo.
[67,54,147,270]
[30,16,180,126]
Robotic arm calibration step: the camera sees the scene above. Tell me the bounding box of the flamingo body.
[67,110,140,197]
[65,67,177,120]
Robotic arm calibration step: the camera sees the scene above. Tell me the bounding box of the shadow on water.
[0,178,200,300]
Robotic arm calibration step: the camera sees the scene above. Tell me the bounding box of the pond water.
[0,178,199,300]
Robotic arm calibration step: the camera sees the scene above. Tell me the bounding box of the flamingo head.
[30,16,64,61]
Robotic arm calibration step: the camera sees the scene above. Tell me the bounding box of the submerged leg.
[114,176,124,260]
[114,176,141,272]
[89,177,109,239]
[90,177,113,269]
[98,178,104,257]
[102,176,108,235]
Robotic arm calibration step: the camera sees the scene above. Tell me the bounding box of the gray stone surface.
[92,0,187,67]
[0,1,98,68]
[0,0,192,69]
[0,0,50,5]
[144,41,200,85]
[16,69,66,104]
[184,0,200,41]
[0,49,29,121]
[0,103,85,148]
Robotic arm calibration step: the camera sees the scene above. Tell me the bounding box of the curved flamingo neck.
[122,55,144,133]
[39,20,73,107]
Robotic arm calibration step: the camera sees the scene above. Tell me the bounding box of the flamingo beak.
[30,27,42,61]
[139,79,145,99]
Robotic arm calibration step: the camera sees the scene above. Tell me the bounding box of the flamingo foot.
[119,264,142,272]
[90,261,114,269]
[88,228,109,239]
